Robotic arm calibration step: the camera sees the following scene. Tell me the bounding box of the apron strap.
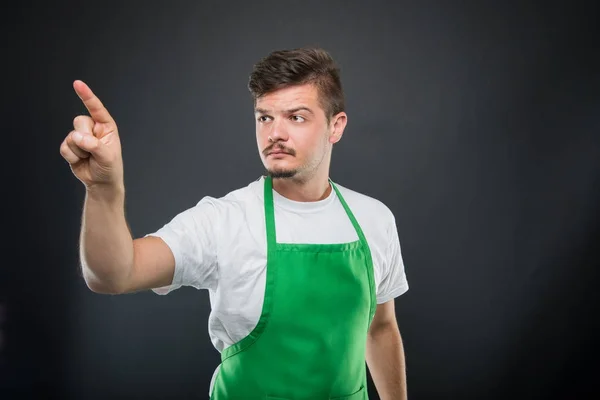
[264,176,371,250]
[330,179,377,324]
[330,179,369,248]
[264,176,277,252]
[263,175,377,327]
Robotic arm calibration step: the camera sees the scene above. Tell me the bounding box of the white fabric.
[145,176,409,396]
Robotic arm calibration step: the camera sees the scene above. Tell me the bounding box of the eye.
[291,115,305,122]
[257,116,272,123]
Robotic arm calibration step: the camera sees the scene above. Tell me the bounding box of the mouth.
[268,150,290,156]
[267,153,291,160]
[265,145,295,157]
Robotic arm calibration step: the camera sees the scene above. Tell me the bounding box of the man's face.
[255,83,337,180]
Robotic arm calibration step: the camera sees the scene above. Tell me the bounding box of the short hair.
[248,47,345,123]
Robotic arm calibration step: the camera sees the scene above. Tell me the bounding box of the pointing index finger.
[73,80,115,124]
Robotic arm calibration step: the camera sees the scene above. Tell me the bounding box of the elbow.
[82,268,128,295]
[84,279,120,294]
[368,321,400,340]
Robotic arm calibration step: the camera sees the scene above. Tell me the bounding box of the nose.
[269,117,288,142]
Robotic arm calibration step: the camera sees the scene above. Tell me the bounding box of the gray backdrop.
[3,1,599,399]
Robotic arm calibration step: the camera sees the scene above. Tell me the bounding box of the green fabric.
[210,176,376,399]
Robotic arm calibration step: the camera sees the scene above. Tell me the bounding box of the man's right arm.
[61,80,176,295]
[81,184,175,294]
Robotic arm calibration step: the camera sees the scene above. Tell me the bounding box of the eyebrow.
[254,106,314,115]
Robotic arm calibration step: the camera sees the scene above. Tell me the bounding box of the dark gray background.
[3,1,599,399]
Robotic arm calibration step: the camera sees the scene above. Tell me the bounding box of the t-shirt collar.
[259,176,336,213]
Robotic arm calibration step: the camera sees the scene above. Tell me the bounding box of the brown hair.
[248,47,345,123]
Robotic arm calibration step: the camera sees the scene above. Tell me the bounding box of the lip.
[268,151,290,156]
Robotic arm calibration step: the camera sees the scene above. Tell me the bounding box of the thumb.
[93,123,103,136]
[72,132,113,164]
[73,115,95,135]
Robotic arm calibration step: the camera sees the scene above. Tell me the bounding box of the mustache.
[263,143,296,156]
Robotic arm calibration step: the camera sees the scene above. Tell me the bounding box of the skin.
[367,299,407,399]
[254,83,347,202]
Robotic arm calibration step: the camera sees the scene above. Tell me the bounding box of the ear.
[329,112,348,144]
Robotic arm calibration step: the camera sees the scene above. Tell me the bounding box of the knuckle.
[65,136,77,150]
[60,147,75,163]
[73,115,91,127]
[60,141,69,154]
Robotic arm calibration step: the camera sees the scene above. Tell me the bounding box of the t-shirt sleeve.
[376,213,409,304]
[144,196,219,295]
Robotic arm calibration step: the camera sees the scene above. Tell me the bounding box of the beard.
[265,167,298,179]
[262,143,299,179]
[261,136,329,181]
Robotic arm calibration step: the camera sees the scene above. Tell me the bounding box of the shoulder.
[192,177,263,212]
[332,181,404,291]
[333,181,396,224]
[161,178,263,239]
[170,178,263,237]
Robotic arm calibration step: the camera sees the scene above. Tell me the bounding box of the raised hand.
[60,80,124,190]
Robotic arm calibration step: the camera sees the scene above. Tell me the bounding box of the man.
[60,47,409,400]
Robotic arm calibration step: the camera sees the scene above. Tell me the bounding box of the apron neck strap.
[264,176,277,249]
[329,179,369,246]
[263,176,369,248]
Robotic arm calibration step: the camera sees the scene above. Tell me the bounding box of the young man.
[60,47,409,399]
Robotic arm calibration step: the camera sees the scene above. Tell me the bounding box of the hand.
[60,80,124,190]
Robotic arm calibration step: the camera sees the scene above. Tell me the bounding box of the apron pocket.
[264,386,365,400]
[329,385,366,400]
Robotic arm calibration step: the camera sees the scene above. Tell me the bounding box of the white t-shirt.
[145,176,409,395]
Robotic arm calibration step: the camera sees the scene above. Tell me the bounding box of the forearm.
[366,322,407,400]
[80,184,133,293]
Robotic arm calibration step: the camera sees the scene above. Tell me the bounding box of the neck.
[271,169,332,202]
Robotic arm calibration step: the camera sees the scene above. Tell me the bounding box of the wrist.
[86,182,125,203]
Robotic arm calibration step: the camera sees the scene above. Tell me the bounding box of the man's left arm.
[366,299,407,400]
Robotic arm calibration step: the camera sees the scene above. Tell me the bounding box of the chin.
[266,168,298,179]
[265,160,297,176]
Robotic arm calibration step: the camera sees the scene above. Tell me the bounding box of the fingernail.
[73,132,83,142]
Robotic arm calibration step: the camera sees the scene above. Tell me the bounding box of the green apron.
[210,176,376,399]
